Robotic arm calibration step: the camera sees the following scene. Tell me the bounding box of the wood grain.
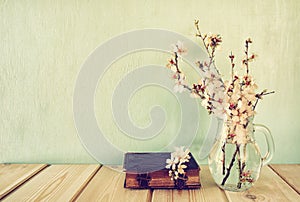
[152,166,228,202]
[0,164,47,200]
[1,164,299,201]
[152,189,201,202]
[75,166,151,202]
[224,166,300,201]
[2,164,99,201]
[269,164,300,194]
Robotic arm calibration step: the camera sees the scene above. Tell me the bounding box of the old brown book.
[123,152,201,189]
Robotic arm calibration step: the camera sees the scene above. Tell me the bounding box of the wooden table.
[0,164,299,201]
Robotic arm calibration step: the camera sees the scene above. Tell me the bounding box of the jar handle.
[254,124,275,166]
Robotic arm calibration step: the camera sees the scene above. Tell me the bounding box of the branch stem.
[221,144,239,186]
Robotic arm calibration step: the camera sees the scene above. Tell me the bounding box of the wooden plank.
[75,166,151,202]
[224,166,300,201]
[152,166,228,202]
[269,164,300,194]
[152,189,200,202]
[2,164,99,201]
[0,164,47,200]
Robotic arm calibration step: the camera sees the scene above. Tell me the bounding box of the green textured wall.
[0,0,299,164]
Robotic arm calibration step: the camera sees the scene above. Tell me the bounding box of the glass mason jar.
[208,117,275,192]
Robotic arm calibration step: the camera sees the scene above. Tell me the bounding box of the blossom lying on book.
[166,146,190,180]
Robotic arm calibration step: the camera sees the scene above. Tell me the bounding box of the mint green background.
[0,0,299,164]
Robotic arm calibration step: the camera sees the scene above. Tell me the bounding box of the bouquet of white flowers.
[166,20,274,145]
